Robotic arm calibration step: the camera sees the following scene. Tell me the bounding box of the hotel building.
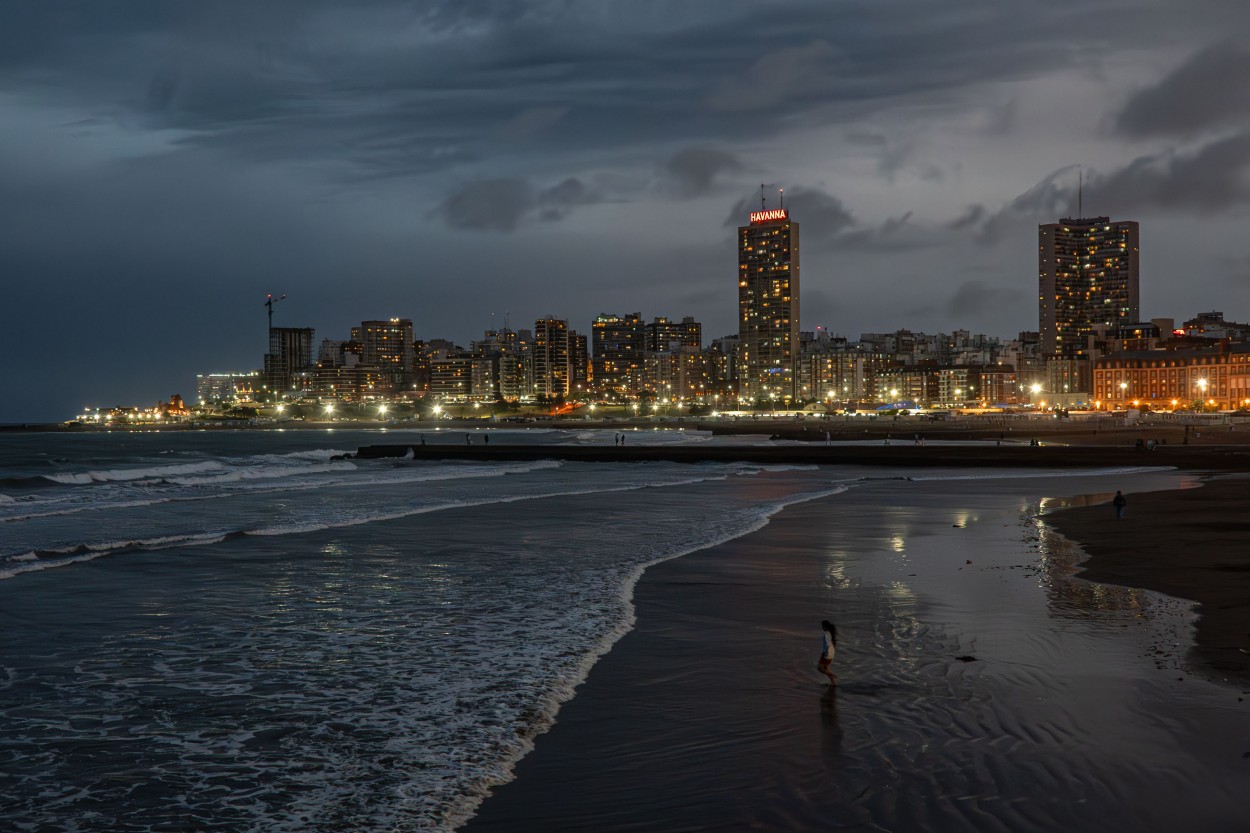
[738,207,800,402]
[1093,344,1250,409]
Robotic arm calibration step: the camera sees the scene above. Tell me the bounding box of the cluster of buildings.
[190,203,1250,415]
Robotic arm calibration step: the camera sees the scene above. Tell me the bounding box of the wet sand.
[462,471,1249,832]
[1046,475,1250,682]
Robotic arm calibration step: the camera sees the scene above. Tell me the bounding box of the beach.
[465,469,1249,832]
[5,429,1250,831]
[1046,474,1250,681]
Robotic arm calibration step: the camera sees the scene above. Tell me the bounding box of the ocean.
[0,427,849,831]
[5,428,1240,832]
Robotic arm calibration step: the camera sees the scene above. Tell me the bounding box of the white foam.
[445,482,854,829]
[164,460,357,486]
[42,461,227,485]
[0,532,229,580]
[0,460,566,524]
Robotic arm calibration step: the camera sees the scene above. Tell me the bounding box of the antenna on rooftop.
[760,183,766,211]
[779,187,784,210]
[1077,166,1083,219]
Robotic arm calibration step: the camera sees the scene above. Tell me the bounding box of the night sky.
[4,2,1250,422]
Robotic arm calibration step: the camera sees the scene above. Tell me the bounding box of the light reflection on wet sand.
[466,469,1249,833]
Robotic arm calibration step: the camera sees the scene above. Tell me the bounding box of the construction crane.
[264,293,287,330]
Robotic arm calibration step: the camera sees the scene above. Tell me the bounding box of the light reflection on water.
[1027,501,1153,621]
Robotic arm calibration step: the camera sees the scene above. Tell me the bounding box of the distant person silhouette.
[818,620,838,685]
[1113,490,1127,520]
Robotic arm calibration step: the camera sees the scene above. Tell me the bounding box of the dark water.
[0,429,849,831]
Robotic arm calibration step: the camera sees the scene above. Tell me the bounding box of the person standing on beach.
[1113,490,1127,520]
[818,620,838,685]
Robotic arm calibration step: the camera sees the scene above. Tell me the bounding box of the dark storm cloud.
[0,0,1203,179]
[663,148,742,197]
[949,204,987,231]
[946,281,1023,318]
[1115,40,1250,138]
[437,178,534,231]
[436,175,606,230]
[970,133,1250,245]
[1093,133,1250,212]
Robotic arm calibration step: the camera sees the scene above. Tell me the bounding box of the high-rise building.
[738,206,800,402]
[352,319,414,387]
[569,330,589,399]
[1039,216,1139,359]
[533,317,570,400]
[263,327,315,399]
[591,313,645,398]
[646,316,701,351]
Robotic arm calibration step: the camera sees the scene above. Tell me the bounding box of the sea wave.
[39,461,229,485]
[164,460,358,486]
[0,463,752,581]
[0,532,231,580]
[0,460,566,524]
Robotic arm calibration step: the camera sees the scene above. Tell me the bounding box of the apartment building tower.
[1039,216,1139,359]
[738,205,800,402]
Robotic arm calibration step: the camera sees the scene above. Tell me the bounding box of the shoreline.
[1046,474,1250,681]
[461,470,1248,831]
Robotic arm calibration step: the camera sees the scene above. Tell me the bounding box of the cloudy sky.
[4,1,1250,421]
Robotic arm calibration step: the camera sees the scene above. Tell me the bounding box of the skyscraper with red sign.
[738,206,800,403]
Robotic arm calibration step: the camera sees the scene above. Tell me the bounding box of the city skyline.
[4,2,1250,422]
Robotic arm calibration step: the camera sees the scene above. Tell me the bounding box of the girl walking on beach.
[818,620,838,685]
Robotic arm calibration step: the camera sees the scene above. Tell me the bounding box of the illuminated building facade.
[738,208,800,402]
[1039,217,1139,359]
[534,317,571,399]
[196,371,259,404]
[352,318,414,387]
[1094,345,1250,409]
[591,313,644,397]
[646,316,701,351]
